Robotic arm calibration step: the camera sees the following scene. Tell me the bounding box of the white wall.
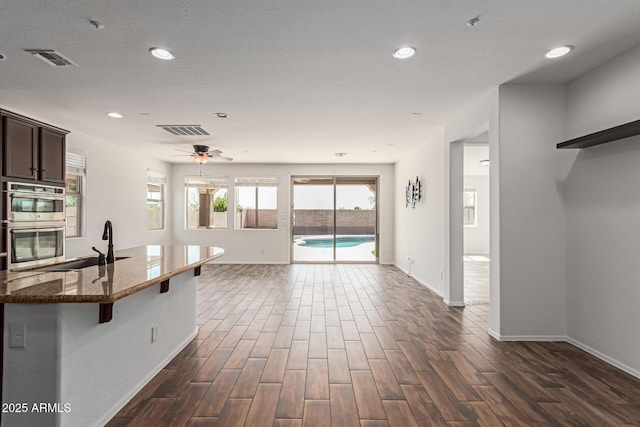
[65,131,172,259]
[394,129,445,295]
[496,84,576,338]
[463,175,489,255]
[564,44,640,375]
[566,45,640,138]
[170,163,394,264]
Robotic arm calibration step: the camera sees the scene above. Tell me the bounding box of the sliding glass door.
[292,176,377,263]
[335,177,377,261]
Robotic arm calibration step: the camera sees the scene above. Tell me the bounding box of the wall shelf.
[557,118,640,149]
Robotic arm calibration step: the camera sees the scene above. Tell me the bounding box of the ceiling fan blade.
[211,155,233,161]
[174,148,194,154]
[169,154,193,157]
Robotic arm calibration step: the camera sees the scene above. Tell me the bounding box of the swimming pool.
[299,236,375,248]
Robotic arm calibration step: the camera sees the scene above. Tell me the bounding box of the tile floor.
[107,263,640,426]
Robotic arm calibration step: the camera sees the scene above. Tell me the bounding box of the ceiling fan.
[172,144,233,164]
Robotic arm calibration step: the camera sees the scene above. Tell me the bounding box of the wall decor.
[405,176,422,208]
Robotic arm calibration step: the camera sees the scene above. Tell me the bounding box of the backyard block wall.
[292,209,376,235]
[243,209,278,229]
[187,209,376,232]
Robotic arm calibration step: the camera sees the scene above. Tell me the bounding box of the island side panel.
[2,304,61,427]
[2,270,198,427]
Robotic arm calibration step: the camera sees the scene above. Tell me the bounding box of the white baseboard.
[487,331,640,380]
[566,336,640,380]
[488,329,565,342]
[208,260,286,265]
[464,252,490,257]
[444,300,465,307]
[393,263,444,298]
[94,327,199,427]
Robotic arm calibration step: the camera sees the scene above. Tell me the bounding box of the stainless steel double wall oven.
[3,181,65,270]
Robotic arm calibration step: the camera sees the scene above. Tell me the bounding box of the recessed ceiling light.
[106,112,123,118]
[393,46,416,59]
[335,152,348,157]
[215,113,228,118]
[149,47,175,60]
[545,45,573,59]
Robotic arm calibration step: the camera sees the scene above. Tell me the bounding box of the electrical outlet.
[9,323,26,348]
[260,249,265,255]
[151,325,158,343]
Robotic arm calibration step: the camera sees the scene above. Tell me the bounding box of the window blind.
[234,177,279,187]
[66,151,86,176]
[185,176,228,189]
[148,170,167,185]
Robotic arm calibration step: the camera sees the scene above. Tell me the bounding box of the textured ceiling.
[2,0,640,164]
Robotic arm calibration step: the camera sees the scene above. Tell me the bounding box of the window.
[65,151,85,238]
[235,177,278,229]
[185,177,228,229]
[147,171,166,230]
[463,188,477,227]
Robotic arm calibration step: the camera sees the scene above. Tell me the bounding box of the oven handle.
[8,192,66,201]
[10,227,66,234]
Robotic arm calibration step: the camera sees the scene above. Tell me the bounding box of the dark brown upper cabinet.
[3,115,39,180]
[39,127,66,184]
[1,111,68,185]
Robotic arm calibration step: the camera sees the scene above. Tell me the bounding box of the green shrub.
[213,194,228,212]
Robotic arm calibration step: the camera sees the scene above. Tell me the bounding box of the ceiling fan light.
[193,155,209,164]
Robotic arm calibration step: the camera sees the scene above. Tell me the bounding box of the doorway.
[291,176,378,263]
[463,143,490,306]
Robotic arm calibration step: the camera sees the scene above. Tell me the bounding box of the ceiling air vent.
[156,125,210,136]
[24,49,78,67]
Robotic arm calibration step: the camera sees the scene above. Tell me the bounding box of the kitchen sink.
[38,256,130,271]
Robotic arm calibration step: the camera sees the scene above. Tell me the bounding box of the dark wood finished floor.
[108,264,640,426]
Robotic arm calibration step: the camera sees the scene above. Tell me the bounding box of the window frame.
[147,171,166,231]
[65,151,86,239]
[463,187,477,227]
[185,177,229,230]
[234,177,279,230]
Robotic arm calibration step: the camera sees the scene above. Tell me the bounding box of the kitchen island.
[0,245,224,427]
